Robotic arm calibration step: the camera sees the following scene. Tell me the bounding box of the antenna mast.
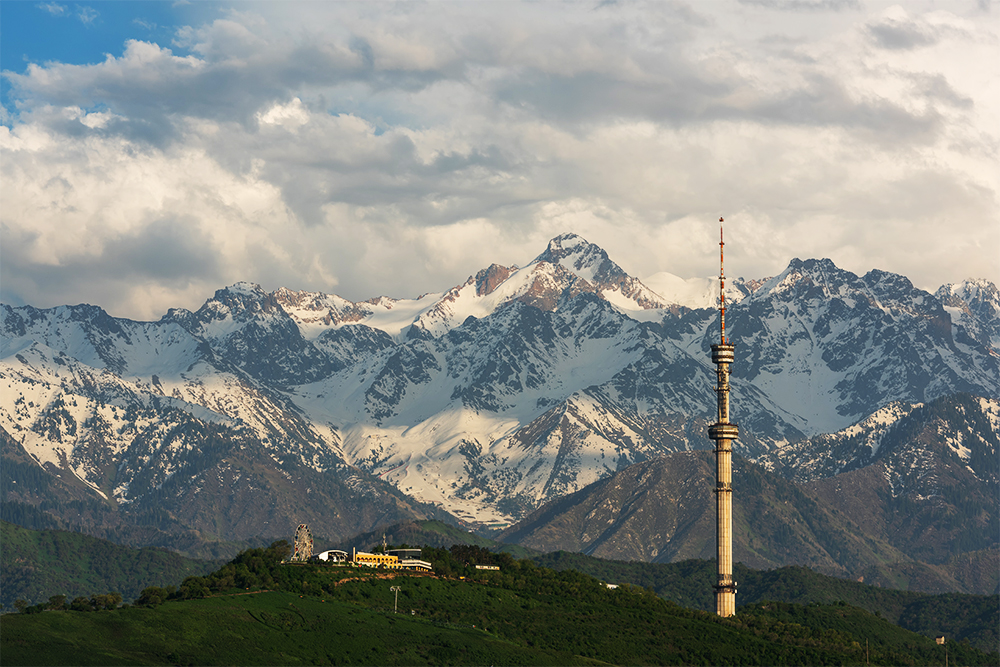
[719,217,726,345]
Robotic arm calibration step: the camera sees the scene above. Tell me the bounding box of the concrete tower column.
[707,218,738,618]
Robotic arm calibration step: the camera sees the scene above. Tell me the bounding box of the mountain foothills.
[3,537,998,666]
[2,234,998,575]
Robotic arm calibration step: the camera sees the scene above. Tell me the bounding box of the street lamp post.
[390,586,401,613]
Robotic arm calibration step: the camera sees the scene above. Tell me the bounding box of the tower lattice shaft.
[708,218,738,618]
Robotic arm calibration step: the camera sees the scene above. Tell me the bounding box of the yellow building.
[348,549,433,571]
[352,550,401,568]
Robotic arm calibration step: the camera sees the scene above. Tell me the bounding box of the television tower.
[708,217,738,617]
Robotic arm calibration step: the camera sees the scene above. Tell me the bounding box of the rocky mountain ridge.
[499,393,999,594]
[2,234,998,549]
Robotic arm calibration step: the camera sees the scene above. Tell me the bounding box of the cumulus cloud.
[2,0,998,319]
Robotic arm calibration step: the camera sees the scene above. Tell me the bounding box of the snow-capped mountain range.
[3,234,998,540]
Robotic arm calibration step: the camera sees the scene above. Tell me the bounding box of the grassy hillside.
[534,551,999,653]
[1,592,592,666]
[0,521,220,609]
[3,542,996,666]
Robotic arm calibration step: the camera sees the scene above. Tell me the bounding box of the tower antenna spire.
[719,217,726,345]
[708,216,738,618]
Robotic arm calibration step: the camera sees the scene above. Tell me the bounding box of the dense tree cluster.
[135,540,291,606]
[13,592,121,614]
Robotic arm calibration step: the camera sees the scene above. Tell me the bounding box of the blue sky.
[1,2,212,140]
[2,1,998,320]
[2,2,189,88]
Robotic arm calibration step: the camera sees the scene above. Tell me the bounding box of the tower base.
[715,583,737,617]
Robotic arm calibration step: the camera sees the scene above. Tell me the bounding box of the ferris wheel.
[292,523,313,562]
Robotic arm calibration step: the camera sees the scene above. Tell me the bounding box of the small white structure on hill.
[313,549,349,563]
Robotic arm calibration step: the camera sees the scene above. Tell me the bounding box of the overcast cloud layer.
[2,1,998,320]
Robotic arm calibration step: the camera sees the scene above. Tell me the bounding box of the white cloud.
[2,1,998,319]
[36,2,68,17]
[257,98,309,129]
[76,5,98,26]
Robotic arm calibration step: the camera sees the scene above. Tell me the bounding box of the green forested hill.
[0,521,220,609]
[2,542,997,666]
[534,551,1000,653]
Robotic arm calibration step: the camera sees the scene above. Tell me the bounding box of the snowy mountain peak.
[747,258,941,317]
[226,281,267,297]
[935,279,1000,351]
[862,268,918,300]
[271,287,370,330]
[197,282,275,321]
[936,279,1000,312]
[531,234,670,313]
[168,235,672,344]
[533,233,616,283]
[752,257,861,302]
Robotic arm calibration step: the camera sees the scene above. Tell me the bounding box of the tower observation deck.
[708,218,738,618]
